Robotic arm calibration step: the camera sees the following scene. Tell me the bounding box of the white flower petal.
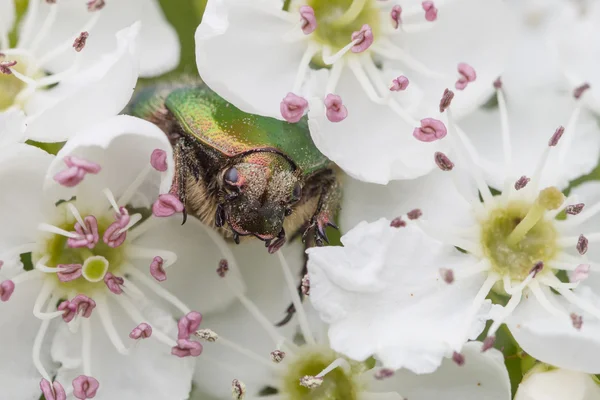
[395,0,516,118]
[308,218,487,373]
[0,109,27,147]
[340,169,476,232]
[24,0,178,77]
[508,285,600,374]
[515,368,600,400]
[308,68,444,183]
[25,23,141,142]
[136,0,181,77]
[0,143,54,251]
[192,241,304,398]
[0,0,15,47]
[53,297,194,400]
[132,216,244,315]
[0,279,54,399]
[460,88,600,190]
[44,115,173,213]
[195,0,305,119]
[548,1,600,111]
[369,342,511,400]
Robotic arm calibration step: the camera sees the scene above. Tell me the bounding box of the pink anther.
[351,24,374,53]
[71,294,96,318]
[177,311,203,340]
[413,118,447,142]
[324,94,348,122]
[86,0,105,11]
[455,63,477,91]
[68,216,99,249]
[129,322,153,339]
[103,207,130,248]
[280,93,308,123]
[390,5,402,29]
[57,264,83,282]
[72,375,99,400]
[0,280,14,302]
[422,1,438,21]
[150,149,168,172]
[300,6,317,35]
[150,256,166,282]
[152,194,185,217]
[0,60,17,74]
[171,339,203,358]
[73,32,89,52]
[103,273,124,294]
[54,156,101,187]
[390,75,409,92]
[57,300,78,322]
[40,379,67,400]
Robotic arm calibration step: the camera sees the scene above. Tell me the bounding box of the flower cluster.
[3,0,600,399]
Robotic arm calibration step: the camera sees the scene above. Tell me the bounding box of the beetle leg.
[302,173,342,246]
[275,170,341,327]
[170,138,189,225]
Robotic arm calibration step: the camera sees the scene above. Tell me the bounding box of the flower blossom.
[195,0,516,183]
[308,81,600,374]
[0,1,140,142]
[174,243,511,400]
[0,116,206,399]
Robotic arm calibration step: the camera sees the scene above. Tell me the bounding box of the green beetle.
[129,83,341,321]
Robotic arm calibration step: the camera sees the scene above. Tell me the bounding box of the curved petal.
[52,296,194,400]
[195,0,305,119]
[549,1,600,112]
[460,88,600,191]
[0,279,55,399]
[395,0,517,118]
[0,143,53,252]
[340,169,476,233]
[136,0,180,77]
[515,368,600,400]
[44,115,173,213]
[23,0,178,78]
[192,241,304,397]
[25,23,140,142]
[308,67,447,184]
[308,218,487,373]
[508,285,600,374]
[0,109,27,147]
[368,342,510,400]
[0,0,15,48]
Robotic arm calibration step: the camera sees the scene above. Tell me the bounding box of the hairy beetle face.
[219,161,301,241]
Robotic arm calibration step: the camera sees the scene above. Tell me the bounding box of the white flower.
[195,0,516,183]
[307,218,491,373]
[176,242,511,400]
[309,81,600,374]
[20,0,180,78]
[0,116,209,399]
[515,367,600,400]
[0,1,141,142]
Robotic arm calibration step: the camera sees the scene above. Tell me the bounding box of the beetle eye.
[224,167,239,185]
[290,182,302,203]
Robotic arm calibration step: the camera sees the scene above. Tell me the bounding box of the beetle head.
[218,153,302,241]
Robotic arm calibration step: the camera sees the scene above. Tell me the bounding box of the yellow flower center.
[481,187,563,282]
[33,204,126,296]
[282,345,369,400]
[305,0,381,58]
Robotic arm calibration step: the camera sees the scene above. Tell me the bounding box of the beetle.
[128,83,341,323]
